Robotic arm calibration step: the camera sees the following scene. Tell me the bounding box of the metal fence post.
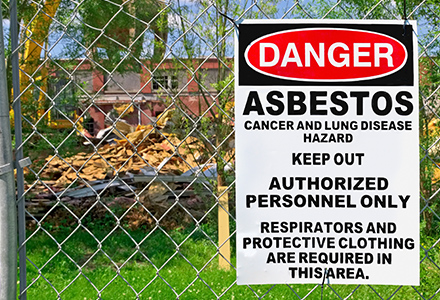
[9,0,27,298]
[0,8,18,300]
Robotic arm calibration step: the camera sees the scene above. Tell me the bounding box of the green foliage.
[308,0,440,27]
[1,0,8,16]
[23,225,440,299]
[79,0,169,73]
[165,0,240,188]
[419,56,440,236]
[17,72,86,158]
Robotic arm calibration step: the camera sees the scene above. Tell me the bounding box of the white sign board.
[235,20,419,286]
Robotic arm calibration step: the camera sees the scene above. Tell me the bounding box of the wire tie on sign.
[403,0,408,36]
[218,10,239,30]
[320,268,327,300]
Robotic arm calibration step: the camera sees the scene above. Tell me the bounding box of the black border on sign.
[238,23,414,86]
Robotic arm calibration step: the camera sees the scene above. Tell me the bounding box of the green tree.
[79,0,169,73]
[165,0,283,186]
[2,0,170,127]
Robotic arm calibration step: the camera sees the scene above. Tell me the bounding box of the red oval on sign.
[244,28,408,82]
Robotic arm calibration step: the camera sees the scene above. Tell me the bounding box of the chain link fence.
[2,0,440,299]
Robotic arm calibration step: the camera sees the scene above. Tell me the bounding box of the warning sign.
[235,20,419,286]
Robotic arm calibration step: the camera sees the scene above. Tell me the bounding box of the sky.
[2,19,9,50]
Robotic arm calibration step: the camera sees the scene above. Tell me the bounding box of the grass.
[21,223,440,300]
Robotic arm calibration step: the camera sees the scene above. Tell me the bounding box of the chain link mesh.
[5,0,440,299]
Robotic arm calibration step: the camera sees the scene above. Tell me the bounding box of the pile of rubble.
[41,124,205,187]
[24,121,234,229]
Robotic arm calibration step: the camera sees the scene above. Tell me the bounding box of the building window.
[49,78,78,120]
[152,75,178,91]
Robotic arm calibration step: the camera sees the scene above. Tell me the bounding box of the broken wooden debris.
[132,175,215,183]
[38,124,207,186]
[56,179,136,199]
